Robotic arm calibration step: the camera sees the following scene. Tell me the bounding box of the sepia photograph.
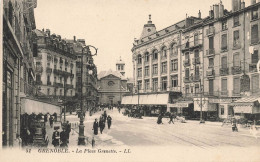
[1,0,260,161]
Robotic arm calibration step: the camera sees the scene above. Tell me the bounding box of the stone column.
[141,54,145,93]
[149,52,153,92]
[134,59,138,91]
[167,48,171,91]
[158,51,161,92]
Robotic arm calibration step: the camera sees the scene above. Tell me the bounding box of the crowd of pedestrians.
[51,121,71,147]
[92,110,113,135]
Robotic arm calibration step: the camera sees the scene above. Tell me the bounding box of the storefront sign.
[168,103,189,108]
[209,98,233,103]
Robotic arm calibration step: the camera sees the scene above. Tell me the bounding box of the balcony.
[192,75,200,82]
[53,82,63,88]
[35,66,43,73]
[183,77,191,83]
[35,80,42,85]
[206,27,215,36]
[65,84,73,89]
[232,90,241,97]
[170,86,182,92]
[46,67,52,73]
[183,59,190,67]
[231,66,242,75]
[47,81,52,86]
[206,68,215,78]
[190,39,203,50]
[206,48,215,57]
[204,91,219,97]
[220,90,229,96]
[220,68,229,76]
[192,57,200,65]
[249,63,257,72]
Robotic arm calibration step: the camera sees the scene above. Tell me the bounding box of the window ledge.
[222,28,228,31]
[233,24,241,28]
[250,42,260,46]
[250,18,259,23]
[220,49,228,53]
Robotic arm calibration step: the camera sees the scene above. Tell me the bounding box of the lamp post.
[78,45,98,146]
[195,79,206,124]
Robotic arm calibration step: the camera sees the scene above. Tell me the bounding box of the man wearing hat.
[52,126,60,147]
[93,119,99,135]
[60,127,67,147]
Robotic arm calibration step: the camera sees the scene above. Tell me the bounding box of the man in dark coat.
[103,111,107,121]
[107,115,112,129]
[93,119,99,135]
[99,118,105,134]
[168,113,174,124]
[52,127,60,147]
[157,114,163,124]
[49,116,54,128]
[60,127,67,147]
[65,121,71,143]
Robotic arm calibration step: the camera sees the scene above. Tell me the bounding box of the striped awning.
[233,105,253,114]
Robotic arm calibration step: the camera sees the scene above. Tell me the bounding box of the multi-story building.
[34,29,77,101]
[72,38,98,109]
[2,0,37,147]
[130,0,260,119]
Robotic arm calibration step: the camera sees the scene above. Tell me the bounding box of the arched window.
[145,52,149,62]
[170,43,177,56]
[162,46,167,58]
[153,50,158,60]
[137,54,142,64]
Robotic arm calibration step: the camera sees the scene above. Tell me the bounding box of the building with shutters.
[130,0,260,119]
[2,0,38,147]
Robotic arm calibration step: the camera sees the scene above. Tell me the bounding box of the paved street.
[59,108,260,148]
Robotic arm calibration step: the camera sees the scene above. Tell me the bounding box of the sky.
[34,0,246,78]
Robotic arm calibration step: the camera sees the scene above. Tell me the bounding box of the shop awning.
[232,97,260,114]
[21,98,61,115]
[121,93,169,105]
[233,105,253,114]
[233,96,260,104]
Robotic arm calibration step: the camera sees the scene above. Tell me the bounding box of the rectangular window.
[185,68,189,78]
[195,66,200,76]
[185,85,189,94]
[233,53,240,67]
[251,24,259,44]
[173,59,178,71]
[252,75,259,91]
[152,78,158,91]
[233,15,239,27]
[152,64,158,74]
[171,75,178,87]
[222,20,227,30]
[194,33,199,46]
[145,66,149,76]
[137,68,142,77]
[252,50,259,64]
[233,77,240,94]
[221,56,227,68]
[162,77,167,91]
[221,34,227,50]
[233,30,240,48]
[221,107,224,115]
[195,84,200,94]
[221,78,227,91]
[137,81,142,90]
[161,62,167,73]
[209,79,214,95]
[145,80,150,90]
[209,36,214,50]
[209,58,214,68]
[252,7,258,20]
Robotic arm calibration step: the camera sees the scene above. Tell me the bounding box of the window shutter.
[233,54,240,66]
[221,56,227,68]
[221,34,227,50]
[252,75,259,90]
[233,78,240,93]
[222,79,227,91]
[251,24,259,44]
[252,50,259,64]
[209,37,214,49]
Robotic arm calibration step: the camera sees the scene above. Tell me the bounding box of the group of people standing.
[157,113,176,124]
[52,121,71,147]
[93,111,112,135]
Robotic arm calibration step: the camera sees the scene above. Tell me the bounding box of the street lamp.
[78,45,98,146]
[194,79,206,124]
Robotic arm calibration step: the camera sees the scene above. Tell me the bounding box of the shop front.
[168,101,193,119]
[208,98,235,120]
[232,96,260,121]
[194,97,218,121]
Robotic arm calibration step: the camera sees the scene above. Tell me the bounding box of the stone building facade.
[2,0,37,146]
[131,0,260,119]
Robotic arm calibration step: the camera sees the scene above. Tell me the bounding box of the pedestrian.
[118,107,121,113]
[168,113,174,124]
[52,126,60,147]
[93,119,99,135]
[49,116,54,128]
[65,121,71,143]
[232,121,238,132]
[44,114,47,123]
[157,114,163,124]
[92,137,95,148]
[60,127,67,147]
[99,118,105,134]
[107,115,112,129]
[104,111,107,121]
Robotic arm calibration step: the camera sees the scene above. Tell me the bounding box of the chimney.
[251,0,256,5]
[198,10,201,19]
[241,0,245,9]
[232,0,239,12]
[214,4,219,19]
[73,36,76,42]
[219,1,224,18]
[46,29,50,36]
